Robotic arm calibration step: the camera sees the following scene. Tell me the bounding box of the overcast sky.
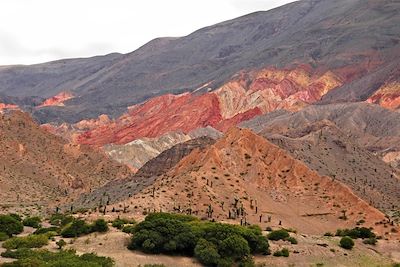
[0,0,296,65]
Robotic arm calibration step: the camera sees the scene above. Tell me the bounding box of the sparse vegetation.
[128,212,269,266]
[336,227,376,239]
[22,216,42,228]
[273,248,289,257]
[1,248,114,267]
[2,234,50,249]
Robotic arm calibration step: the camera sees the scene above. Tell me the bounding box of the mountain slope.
[0,111,131,209]
[88,128,395,236]
[0,0,398,123]
[241,103,400,212]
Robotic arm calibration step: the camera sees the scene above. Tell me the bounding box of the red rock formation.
[76,66,343,146]
[367,82,400,110]
[38,91,74,107]
[0,103,19,111]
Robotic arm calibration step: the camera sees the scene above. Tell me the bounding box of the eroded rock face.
[367,82,400,110]
[0,111,131,206]
[75,66,342,146]
[38,91,74,107]
[103,127,222,170]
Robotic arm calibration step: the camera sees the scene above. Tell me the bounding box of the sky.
[0,0,296,65]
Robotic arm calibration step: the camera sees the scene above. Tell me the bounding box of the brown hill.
[71,137,216,210]
[80,128,397,237]
[0,111,131,211]
[240,103,400,213]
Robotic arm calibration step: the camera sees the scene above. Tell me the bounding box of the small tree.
[340,236,354,250]
[56,239,67,250]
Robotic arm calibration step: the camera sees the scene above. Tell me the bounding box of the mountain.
[0,111,131,212]
[103,127,222,170]
[241,102,400,212]
[73,128,396,237]
[0,0,398,124]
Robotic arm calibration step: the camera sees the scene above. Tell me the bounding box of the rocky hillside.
[0,111,131,210]
[241,103,400,212]
[76,128,397,237]
[0,0,398,124]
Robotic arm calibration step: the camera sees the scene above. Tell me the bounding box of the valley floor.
[1,226,398,267]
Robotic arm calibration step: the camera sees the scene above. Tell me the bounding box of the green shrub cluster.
[128,213,269,267]
[2,234,49,249]
[22,216,42,228]
[335,227,375,239]
[61,218,109,237]
[0,215,24,237]
[267,229,290,241]
[1,248,113,267]
[273,248,289,257]
[33,226,60,235]
[49,213,74,227]
[112,218,136,229]
[0,232,9,241]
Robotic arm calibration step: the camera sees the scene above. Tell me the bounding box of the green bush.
[362,237,377,245]
[0,215,24,236]
[112,218,136,229]
[0,232,9,241]
[339,236,354,250]
[336,227,375,239]
[22,216,42,228]
[194,238,221,266]
[285,236,298,244]
[267,229,290,241]
[91,219,109,233]
[61,219,91,238]
[122,225,135,234]
[9,214,22,222]
[33,226,60,235]
[2,234,49,249]
[1,248,114,267]
[129,212,269,266]
[49,213,74,227]
[273,248,289,257]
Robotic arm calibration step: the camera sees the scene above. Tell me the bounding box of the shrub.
[112,218,136,229]
[49,213,74,227]
[9,214,22,222]
[0,215,24,236]
[56,239,67,250]
[362,237,377,245]
[285,236,298,244]
[61,219,91,238]
[273,248,289,257]
[91,219,109,233]
[336,227,375,239]
[122,225,135,234]
[339,236,354,250]
[267,229,290,241]
[0,232,9,241]
[2,234,48,249]
[194,238,221,266]
[33,226,60,235]
[1,249,114,267]
[22,217,42,228]
[219,235,250,261]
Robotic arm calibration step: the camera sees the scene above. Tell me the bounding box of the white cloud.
[0,0,296,65]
